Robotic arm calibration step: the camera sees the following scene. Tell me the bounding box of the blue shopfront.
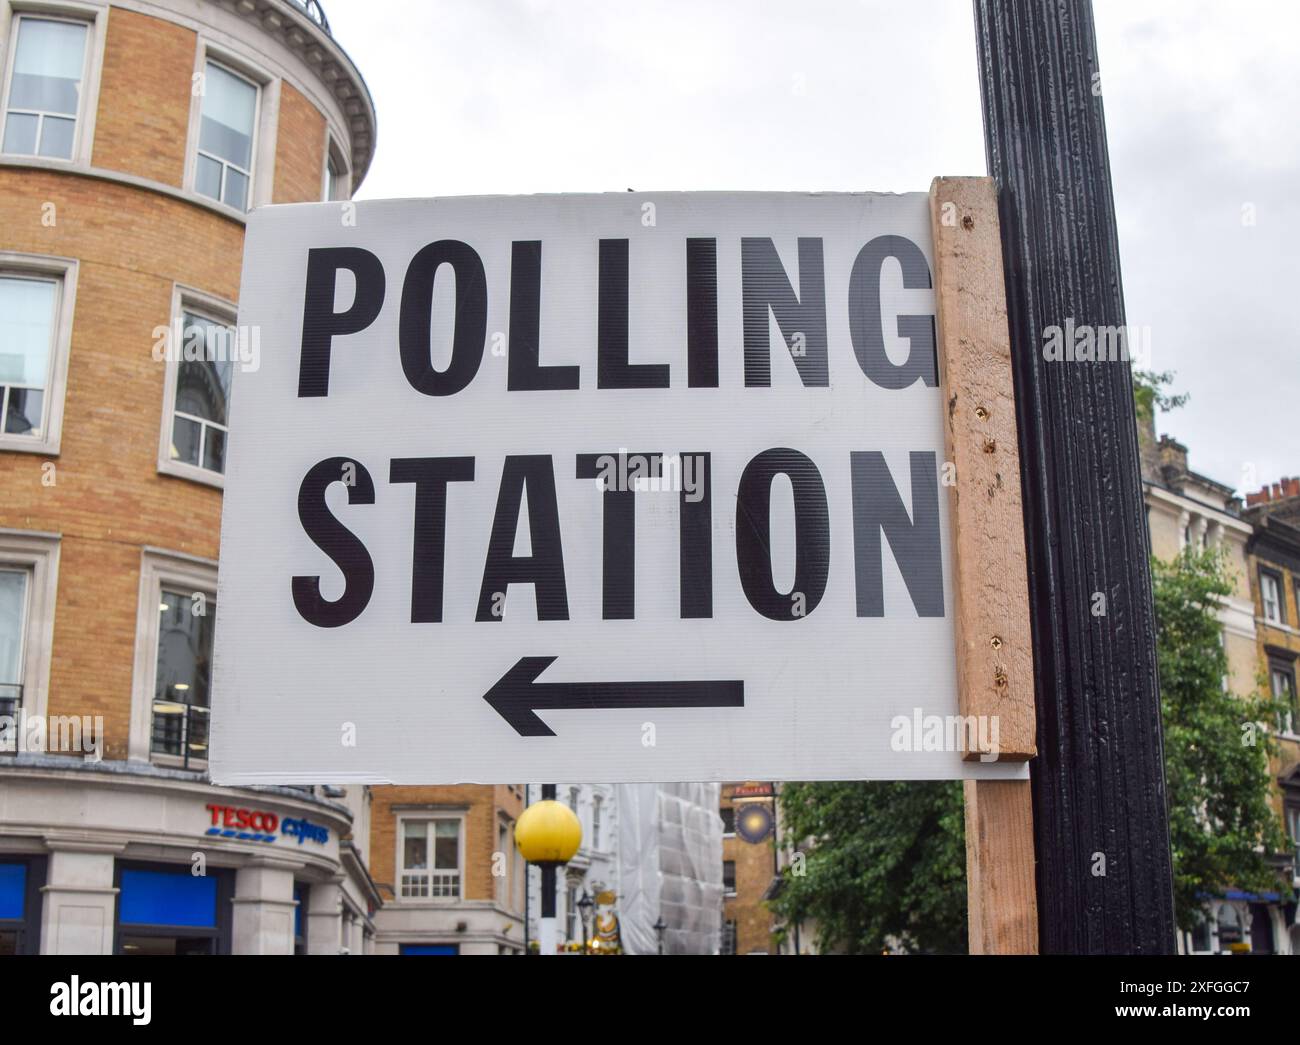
[113,863,234,955]
[0,856,45,955]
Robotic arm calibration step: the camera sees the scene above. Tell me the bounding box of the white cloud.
[325,0,1297,492]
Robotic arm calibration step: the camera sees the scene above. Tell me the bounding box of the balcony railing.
[283,0,331,35]
[0,683,19,755]
[150,700,210,770]
[400,870,460,899]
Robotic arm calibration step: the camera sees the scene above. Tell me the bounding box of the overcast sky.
[329,0,1298,494]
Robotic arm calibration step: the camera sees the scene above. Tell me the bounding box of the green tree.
[1133,369,1189,424]
[771,549,1288,950]
[770,780,966,954]
[1153,546,1289,929]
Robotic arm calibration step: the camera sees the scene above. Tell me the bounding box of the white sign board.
[211,192,1025,784]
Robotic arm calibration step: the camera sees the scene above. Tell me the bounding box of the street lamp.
[577,890,594,955]
[514,785,582,956]
[653,915,667,955]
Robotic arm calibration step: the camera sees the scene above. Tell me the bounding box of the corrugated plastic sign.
[210,191,1026,784]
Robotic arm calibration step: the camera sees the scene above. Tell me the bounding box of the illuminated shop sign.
[204,804,329,846]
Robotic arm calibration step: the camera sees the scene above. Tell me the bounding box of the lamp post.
[515,784,582,956]
[653,916,667,955]
[577,890,594,955]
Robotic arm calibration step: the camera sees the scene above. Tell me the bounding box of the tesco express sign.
[204,803,329,846]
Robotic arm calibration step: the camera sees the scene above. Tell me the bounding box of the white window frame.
[0,250,76,455]
[0,3,106,167]
[1262,570,1285,624]
[1273,661,1299,739]
[322,132,349,202]
[395,812,465,902]
[156,283,236,489]
[183,41,278,214]
[0,528,59,722]
[127,547,217,765]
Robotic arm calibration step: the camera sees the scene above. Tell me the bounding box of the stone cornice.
[215,0,377,189]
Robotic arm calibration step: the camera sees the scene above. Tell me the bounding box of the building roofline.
[1247,512,1300,556]
[1184,469,1237,499]
[220,0,378,190]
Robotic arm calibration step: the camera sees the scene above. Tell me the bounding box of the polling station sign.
[210,192,1025,784]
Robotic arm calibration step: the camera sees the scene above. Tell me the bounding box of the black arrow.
[484,656,745,737]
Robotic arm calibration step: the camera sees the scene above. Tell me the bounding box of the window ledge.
[0,436,58,457]
[157,457,226,491]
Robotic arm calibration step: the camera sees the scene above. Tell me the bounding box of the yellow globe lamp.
[515,799,582,867]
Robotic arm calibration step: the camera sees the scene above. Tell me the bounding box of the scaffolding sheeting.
[616,782,723,955]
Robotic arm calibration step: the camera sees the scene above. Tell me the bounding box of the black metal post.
[522,784,530,954]
[973,0,1176,953]
[540,783,556,952]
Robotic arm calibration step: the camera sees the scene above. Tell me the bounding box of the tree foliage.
[1134,368,1189,424]
[1153,546,1288,929]
[770,549,1288,950]
[770,781,966,954]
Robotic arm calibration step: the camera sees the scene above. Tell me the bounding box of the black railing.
[150,700,210,770]
[0,683,19,755]
[283,0,331,35]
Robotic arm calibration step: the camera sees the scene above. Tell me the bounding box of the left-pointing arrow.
[483,656,745,737]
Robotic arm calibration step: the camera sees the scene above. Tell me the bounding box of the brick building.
[1138,411,1292,953]
[367,784,527,955]
[1244,477,1300,953]
[0,0,381,954]
[719,782,778,954]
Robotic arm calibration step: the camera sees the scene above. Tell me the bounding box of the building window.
[0,532,59,725]
[129,550,217,763]
[0,567,27,722]
[116,863,231,955]
[149,588,215,768]
[591,795,602,851]
[323,139,349,201]
[721,919,737,955]
[1,15,88,160]
[0,275,54,439]
[170,311,233,474]
[1272,660,1299,736]
[1262,570,1285,624]
[720,807,736,836]
[400,818,461,899]
[157,289,237,486]
[0,255,76,454]
[194,60,258,210]
[723,860,736,896]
